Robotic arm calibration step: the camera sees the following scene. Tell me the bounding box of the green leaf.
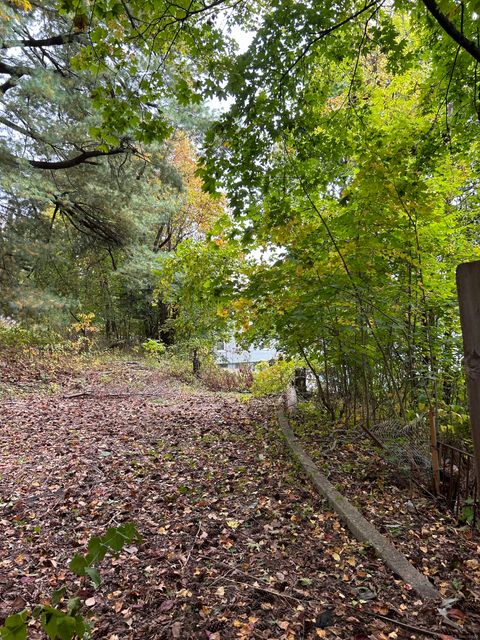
[41,607,59,639]
[0,611,29,640]
[69,554,88,576]
[85,566,102,589]
[119,522,141,542]
[87,536,107,564]
[74,616,89,638]
[103,134,120,147]
[66,597,81,616]
[56,614,76,640]
[103,527,125,552]
[52,587,67,607]
[40,607,81,640]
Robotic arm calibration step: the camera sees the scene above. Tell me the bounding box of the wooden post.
[429,410,441,494]
[456,261,480,484]
[294,367,307,395]
[286,385,298,416]
[192,348,200,377]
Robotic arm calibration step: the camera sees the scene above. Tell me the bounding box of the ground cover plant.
[0,524,141,640]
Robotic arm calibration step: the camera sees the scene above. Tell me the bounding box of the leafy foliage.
[251,360,298,397]
[3,0,480,425]
[203,31,480,423]
[153,227,241,351]
[142,338,167,357]
[0,524,141,640]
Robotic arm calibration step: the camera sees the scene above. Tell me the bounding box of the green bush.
[251,359,298,397]
[142,338,166,357]
[162,354,196,383]
[0,322,62,349]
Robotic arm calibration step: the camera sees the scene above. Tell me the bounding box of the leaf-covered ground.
[290,409,480,638]
[1,357,479,639]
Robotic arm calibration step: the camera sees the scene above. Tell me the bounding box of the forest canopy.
[2,0,480,420]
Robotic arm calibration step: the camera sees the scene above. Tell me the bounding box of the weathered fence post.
[285,385,298,415]
[429,410,441,494]
[456,261,480,484]
[294,367,307,396]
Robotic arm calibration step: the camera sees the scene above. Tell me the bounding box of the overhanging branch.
[0,60,32,93]
[1,33,86,49]
[421,0,480,62]
[278,0,380,85]
[29,146,129,170]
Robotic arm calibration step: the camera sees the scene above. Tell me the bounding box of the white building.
[215,338,277,369]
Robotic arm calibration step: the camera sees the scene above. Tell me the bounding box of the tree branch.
[0,60,32,76]
[28,147,129,170]
[0,115,45,141]
[1,33,86,49]
[278,0,380,85]
[421,0,480,62]
[0,60,32,93]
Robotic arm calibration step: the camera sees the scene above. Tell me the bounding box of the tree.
[0,0,237,337]
[203,41,480,420]
[153,219,241,356]
[0,0,240,169]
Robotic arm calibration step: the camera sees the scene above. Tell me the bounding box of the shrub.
[162,354,196,382]
[142,338,166,357]
[0,320,62,350]
[199,363,253,392]
[251,359,298,397]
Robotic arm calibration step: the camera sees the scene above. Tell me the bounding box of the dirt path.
[0,361,470,638]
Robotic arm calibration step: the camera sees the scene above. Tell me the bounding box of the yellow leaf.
[332,552,341,562]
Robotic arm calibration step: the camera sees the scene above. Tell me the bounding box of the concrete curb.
[277,402,440,601]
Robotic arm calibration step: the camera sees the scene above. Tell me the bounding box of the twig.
[196,554,270,585]
[221,576,300,604]
[349,607,463,639]
[196,554,300,602]
[182,523,202,572]
[206,568,236,588]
